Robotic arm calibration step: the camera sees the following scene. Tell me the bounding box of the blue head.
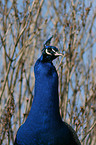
[41,36,62,62]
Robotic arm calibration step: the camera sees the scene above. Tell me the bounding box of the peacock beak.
[54,51,63,56]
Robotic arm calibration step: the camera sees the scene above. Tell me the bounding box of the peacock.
[14,36,81,145]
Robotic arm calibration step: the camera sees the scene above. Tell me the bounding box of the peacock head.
[41,36,63,62]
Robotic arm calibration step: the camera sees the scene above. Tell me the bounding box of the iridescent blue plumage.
[14,36,81,145]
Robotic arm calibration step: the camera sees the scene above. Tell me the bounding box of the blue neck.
[26,56,61,128]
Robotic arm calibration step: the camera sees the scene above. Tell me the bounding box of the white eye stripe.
[52,48,61,56]
[52,49,56,53]
[45,49,52,55]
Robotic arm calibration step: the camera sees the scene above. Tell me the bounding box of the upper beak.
[54,51,64,56]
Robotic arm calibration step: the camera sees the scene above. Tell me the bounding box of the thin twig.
[81,121,96,142]
[0,23,27,100]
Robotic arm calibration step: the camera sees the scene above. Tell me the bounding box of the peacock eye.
[48,47,52,53]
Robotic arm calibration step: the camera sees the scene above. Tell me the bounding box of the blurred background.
[0,0,96,144]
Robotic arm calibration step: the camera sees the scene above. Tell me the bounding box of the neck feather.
[26,56,61,126]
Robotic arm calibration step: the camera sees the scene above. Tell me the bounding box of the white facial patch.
[52,49,56,53]
[45,49,52,55]
[45,48,62,56]
[52,49,62,56]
